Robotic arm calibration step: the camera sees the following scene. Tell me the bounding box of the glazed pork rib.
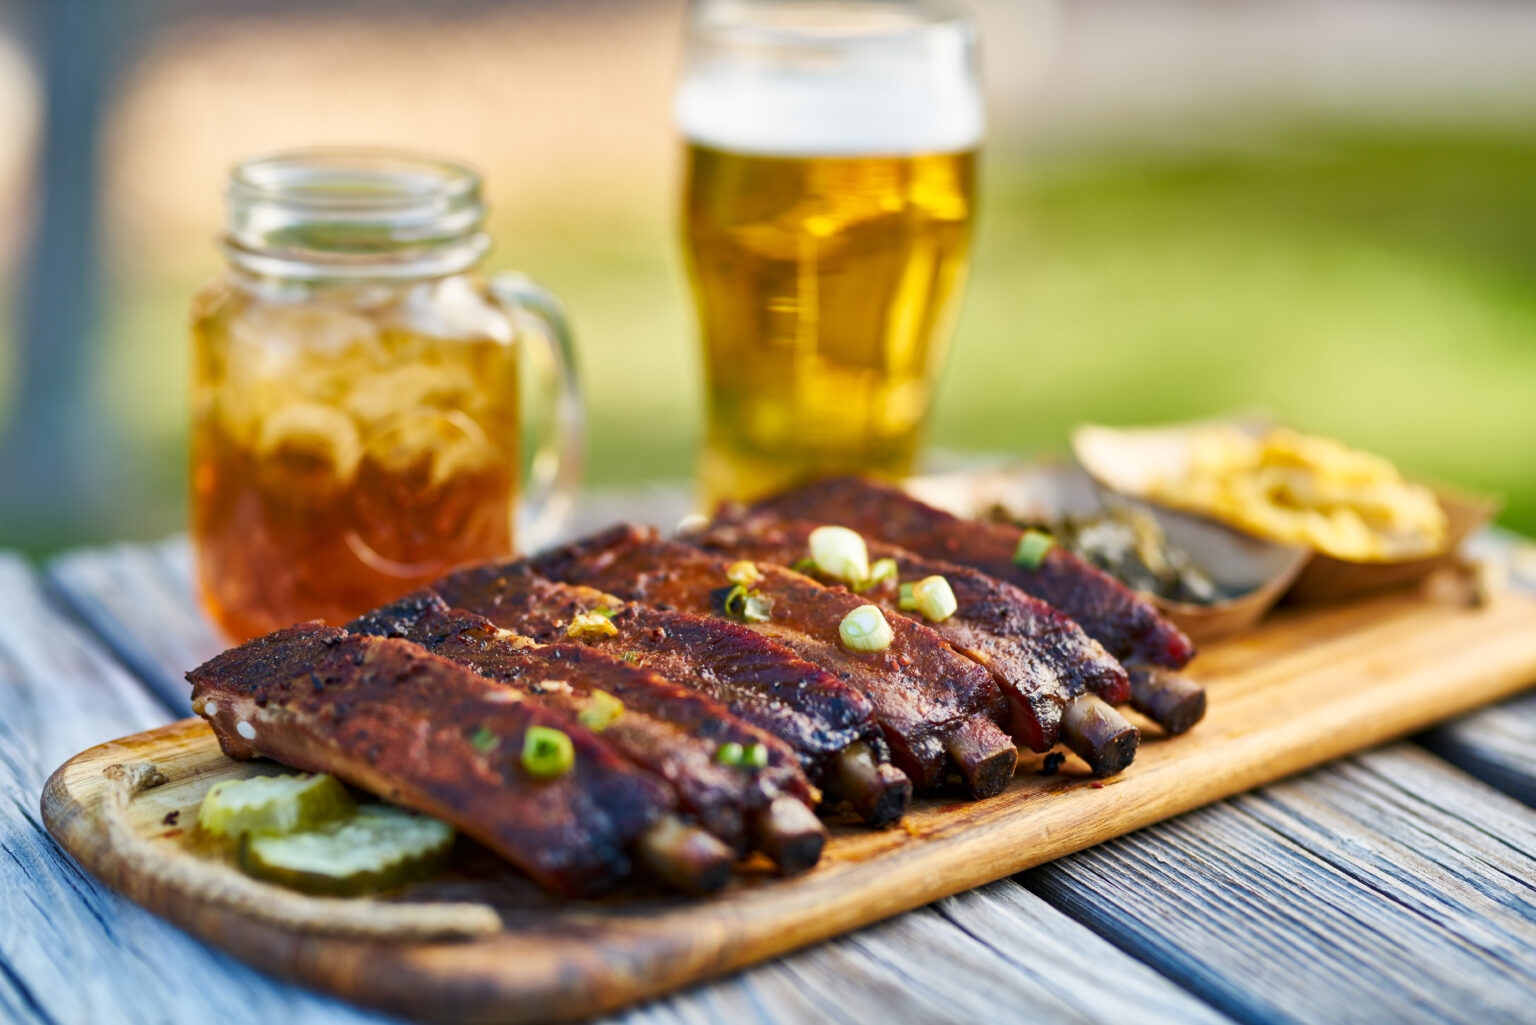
[187,624,735,897]
[745,476,1196,668]
[688,518,1140,776]
[743,476,1206,732]
[433,564,912,825]
[528,525,1019,797]
[347,591,827,873]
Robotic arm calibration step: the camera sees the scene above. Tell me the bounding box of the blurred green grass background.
[82,119,1536,554]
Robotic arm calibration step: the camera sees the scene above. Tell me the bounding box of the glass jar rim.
[224,147,489,279]
[690,0,974,49]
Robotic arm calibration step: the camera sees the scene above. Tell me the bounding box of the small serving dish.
[907,463,1311,642]
[1070,420,1500,606]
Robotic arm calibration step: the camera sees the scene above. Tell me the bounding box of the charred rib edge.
[1060,695,1140,778]
[831,742,913,826]
[636,817,736,895]
[1128,665,1208,735]
[751,797,828,876]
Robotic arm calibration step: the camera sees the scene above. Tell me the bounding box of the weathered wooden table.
[7,488,1536,1025]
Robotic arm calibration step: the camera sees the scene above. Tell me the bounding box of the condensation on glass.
[191,149,580,641]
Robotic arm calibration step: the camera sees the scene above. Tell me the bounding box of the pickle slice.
[198,772,355,838]
[238,804,456,897]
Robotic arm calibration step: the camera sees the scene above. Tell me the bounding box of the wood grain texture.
[47,538,223,715]
[1025,745,1536,1025]
[1417,536,1536,808]
[0,555,391,1025]
[1420,692,1536,808]
[41,582,1536,1024]
[620,880,1232,1025]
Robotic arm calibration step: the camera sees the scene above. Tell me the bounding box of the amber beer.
[684,144,975,503]
[678,0,983,504]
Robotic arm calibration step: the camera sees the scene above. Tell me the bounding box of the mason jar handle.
[489,272,584,552]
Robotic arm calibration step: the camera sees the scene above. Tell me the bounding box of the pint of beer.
[678,0,983,505]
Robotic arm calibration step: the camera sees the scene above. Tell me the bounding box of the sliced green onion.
[567,611,618,639]
[898,582,918,611]
[717,741,768,769]
[712,584,774,623]
[521,726,575,779]
[912,575,958,623]
[592,606,617,619]
[713,583,748,616]
[1013,530,1056,571]
[620,650,640,664]
[839,604,894,653]
[740,592,774,623]
[577,690,624,732]
[470,726,499,754]
[675,512,709,533]
[809,525,870,585]
[790,556,817,574]
[854,557,899,593]
[726,560,762,587]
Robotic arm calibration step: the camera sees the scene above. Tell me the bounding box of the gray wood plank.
[0,553,395,1025]
[1417,532,1536,807]
[43,538,1234,1025]
[1421,693,1536,808]
[1024,745,1536,1025]
[47,538,223,715]
[615,880,1229,1025]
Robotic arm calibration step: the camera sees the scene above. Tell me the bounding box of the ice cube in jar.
[191,277,520,641]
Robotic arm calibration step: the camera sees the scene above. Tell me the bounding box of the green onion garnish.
[898,582,917,611]
[521,726,575,779]
[791,557,816,574]
[713,583,747,617]
[1013,530,1056,571]
[577,690,624,732]
[839,604,894,653]
[470,726,499,753]
[716,741,768,769]
[712,584,774,623]
[567,611,618,639]
[912,575,958,623]
[726,561,762,587]
[809,525,870,584]
[855,557,899,592]
[740,593,774,623]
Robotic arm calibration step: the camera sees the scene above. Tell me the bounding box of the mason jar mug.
[190,148,581,640]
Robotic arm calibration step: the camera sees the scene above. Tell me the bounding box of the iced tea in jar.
[191,149,581,640]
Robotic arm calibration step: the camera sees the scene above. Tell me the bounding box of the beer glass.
[678,0,982,505]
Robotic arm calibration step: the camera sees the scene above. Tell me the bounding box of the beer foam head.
[677,0,983,157]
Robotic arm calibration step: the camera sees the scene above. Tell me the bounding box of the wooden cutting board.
[42,585,1536,1025]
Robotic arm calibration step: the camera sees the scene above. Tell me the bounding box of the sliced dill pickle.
[238,804,456,897]
[198,772,355,838]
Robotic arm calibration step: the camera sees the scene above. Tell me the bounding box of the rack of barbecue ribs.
[189,624,737,897]
[346,592,828,874]
[526,526,1020,798]
[185,474,1207,900]
[735,476,1207,735]
[683,518,1141,775]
